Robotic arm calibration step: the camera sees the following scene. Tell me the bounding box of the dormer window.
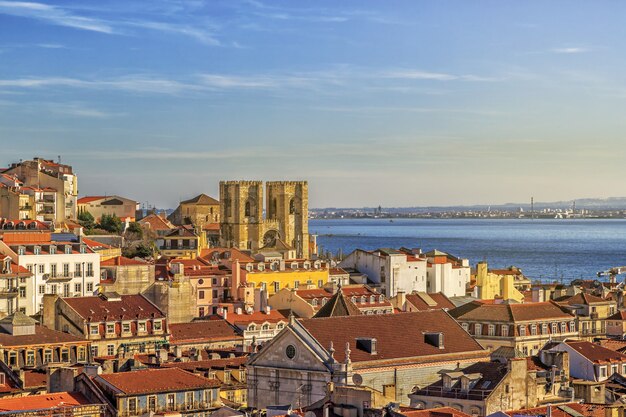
[351,296,357,303]
[360,296,366,304]
[322,297,327,305]
[64,245,72,254]
[248,324,256,331]
[49,245,56,254]
[246,264,253,272]
[369,295,376,304]
[290,262,298,270]
[20,246,28,255]
[303,262,310,270]
[312,298,318,307]
[379,295,384,303]
[79,245,86,254]
[258,264,265,271]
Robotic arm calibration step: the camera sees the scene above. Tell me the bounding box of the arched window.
[370,295,376,304]
[360,296,366,304]
[271,198,277,219]
[262,324,270,331]
[289,198,296,214]
[312,299,318,307]
[245,200,251,217]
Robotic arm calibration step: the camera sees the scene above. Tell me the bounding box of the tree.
[122,242,153,259]
[77,210,95,229]
[125,222,143,240]
[98,214,123,234]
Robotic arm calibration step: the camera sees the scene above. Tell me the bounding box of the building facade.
[77,195,139,222]
[219,181,309,258]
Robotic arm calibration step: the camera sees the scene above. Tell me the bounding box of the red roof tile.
[0,392,90,411]
[226,310,288,326]
[63,294,165,321]
[101,256,148,267]
[169,320,241,344]
[565,340,626,364]
[97,368,219,395]
[300,310,485,364]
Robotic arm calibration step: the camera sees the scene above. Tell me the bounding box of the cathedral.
[219,181,310,258]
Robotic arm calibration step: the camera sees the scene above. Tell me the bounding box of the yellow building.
[243,259,329,295]
[159,226,208,259]
[474,262,525,303]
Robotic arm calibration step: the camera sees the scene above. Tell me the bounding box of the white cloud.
[552,47,589,54]
[0,1,114,33]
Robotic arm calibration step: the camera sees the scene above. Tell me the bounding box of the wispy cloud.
[551,47,590,54]
[0,1,114,33]
[122,20,220,46]
[382,69,501,82]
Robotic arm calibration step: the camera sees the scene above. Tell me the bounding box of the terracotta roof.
[180,194,219,205]
[138,213,175,231]
[101,256,148,267]
[0,324,87,347]
[395,407,472,417]
[169,320,241,344]
[165,227,197,238]
[300,310,485,364]
[161,356,248,371]
[565,340,626,364]
[554,292,609,306]
[329,267,348,275]
[202,223,220,231]
[406,292,455,311]
[598,339,626,353]
[22,369,47,388]
[504,402,609,417]
[77,196,106,204]
[63,294,165,321]
[450,301,573,322]
[0,392,91,411]
[417,360,509,395]
[313,287,362,318]
[226,310,288,326]
[97,368,220,395]
[608,311,626,320]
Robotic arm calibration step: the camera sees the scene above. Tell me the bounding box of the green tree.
[125,222,143,240]
[77,210,95,229]
[98,214,123,234]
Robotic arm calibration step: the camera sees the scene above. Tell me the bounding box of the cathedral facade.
[219,181,309,258]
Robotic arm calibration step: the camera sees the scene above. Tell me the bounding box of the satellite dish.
[352,374,363,386]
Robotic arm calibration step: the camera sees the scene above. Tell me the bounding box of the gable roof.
[450,301,573,322]
[554,292,610,306]
[169,320,242,345]
[62,294,165,321]
[0,392,91,411]
[180,194,219,205]
[138,213,175,231]
[406,292,455,311]
[564,340,626,364]
[313,287,362,318]
[97,368,219,395]
[299,310,485,364]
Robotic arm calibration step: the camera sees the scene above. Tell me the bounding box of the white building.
[547,340,626,382]
[339,248,470,297]
[0,231,99,315]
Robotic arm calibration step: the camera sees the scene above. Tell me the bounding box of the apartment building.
[77,195,139,222]
[0,231,100,315]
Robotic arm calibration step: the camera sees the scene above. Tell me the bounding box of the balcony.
[118,401,219,416]
[411,386,491,401]
[0,288,18,298]
[590,312,599,320]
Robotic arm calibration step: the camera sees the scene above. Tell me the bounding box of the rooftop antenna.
[58,155,61,164]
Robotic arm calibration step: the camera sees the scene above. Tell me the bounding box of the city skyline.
[2,1,626,207]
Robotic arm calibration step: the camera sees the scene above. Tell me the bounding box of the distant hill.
[313,197,626,212]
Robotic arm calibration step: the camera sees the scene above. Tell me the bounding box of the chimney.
[231,259,240,299]
[265,306,271,315]
[279,260,285,271]
[397,290,406,311]
[424,332,444,349]
[157,348,168,364]
[222,308,228,321]
[174,345,183,359]
[236,307,242,315]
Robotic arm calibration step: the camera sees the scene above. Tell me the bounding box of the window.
[262,324,270,331]
[50,264,57,277]
[75,263,81,275]
[107,344,115,356]
[50,284,57,295]
[488,325,495,336]
[122,323,131,333]
[19,276,26,284]
[77,347,86,362]
[60,348,69,362]
[600,366,607,378]
[44,350,53,363]
[519,326,526,336]
[8,352,17,366]
[26,351,35,366]
[199,290,205,299]
[86,282,93,292]
[19,287,26,298]
[475,324,482,335]
[38,264,44,274]
[86,263,94,277]
[570,321,576,332]
[26,264,33,273]
[148,396,157,412]
[294,280,299,289]
[90,325,99,335]
[561,322,567,333]
[248,324,256,331]
[312,299,318,307]
[64,246,71,255]
[167,393,175,410]
[204,389,213,403]
[186,391,194,406]
[63,263,70,277]
[153,320,162,331]
[461,323,469,332]
[74,283,81,293]
[530,324,537,335]
[128,398,137,414]
[318,280,324,288]
[138,321,146,332]
[273,282,280,293]
[38,285,46,295]
[501,325,509,337]
[551,323,558,333]
[199,307,205,317]
[106,323,115,334]
[542,323,548,334]
[91,346,98,358]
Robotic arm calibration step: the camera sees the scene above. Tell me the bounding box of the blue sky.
[1,1,625,208]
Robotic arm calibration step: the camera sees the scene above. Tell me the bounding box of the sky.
[1,1,626,209]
